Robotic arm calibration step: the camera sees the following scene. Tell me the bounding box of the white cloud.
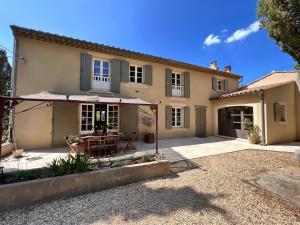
[203,34,221,46]
[221,29,228,33]
[225,21,260,43]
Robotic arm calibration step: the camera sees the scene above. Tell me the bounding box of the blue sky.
[0,0,296,84]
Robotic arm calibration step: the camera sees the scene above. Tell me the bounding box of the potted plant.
[243,118,261,144]
[142,116,155,143]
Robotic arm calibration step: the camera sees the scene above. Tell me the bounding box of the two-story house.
[9,25,240,149]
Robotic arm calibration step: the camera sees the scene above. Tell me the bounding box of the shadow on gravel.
[170,159,207,176]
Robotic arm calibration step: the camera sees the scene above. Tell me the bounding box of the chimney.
[224,65,232,73]
[210,61,218,70]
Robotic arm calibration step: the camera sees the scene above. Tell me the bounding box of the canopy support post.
[150,104,159,154]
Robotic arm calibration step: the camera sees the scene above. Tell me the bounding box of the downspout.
[259,91,266,145]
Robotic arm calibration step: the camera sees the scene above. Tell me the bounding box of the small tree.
[243,118,261,144]
[257,0,300,67]
[142,116,155,134]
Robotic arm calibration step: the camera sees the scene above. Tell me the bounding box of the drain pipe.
[259,91,266,145]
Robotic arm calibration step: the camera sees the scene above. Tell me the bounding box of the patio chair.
[125,132,137,150]
[64,136,84,154]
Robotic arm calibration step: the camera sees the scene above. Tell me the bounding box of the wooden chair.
[125,132,137,150]
[64,136,83,154]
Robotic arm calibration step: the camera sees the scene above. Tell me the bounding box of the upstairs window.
[172,73,182,96]
[93,60,110,77]
[217,80,223,91]
[130,65,143,83]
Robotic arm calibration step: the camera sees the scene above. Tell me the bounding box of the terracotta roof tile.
[10,25,241,79]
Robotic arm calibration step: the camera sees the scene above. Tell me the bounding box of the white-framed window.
[107,104,119,131]
[172,73,182,96]
[129,65,143,83]
[274,102,286,122]
[80,104,95,134]
[217,80,223,91]
[92,59,110,90]
[172,107,184,127]
[93,59,110,77]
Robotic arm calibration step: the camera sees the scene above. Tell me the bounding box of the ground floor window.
[107,105,119,131]
[80,104,94,134]
[79,104,119,134]
[172,107,184,127]
[274,102,286,122]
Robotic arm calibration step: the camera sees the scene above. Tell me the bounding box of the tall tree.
[0,49,12,96]
[0,49,12,143]
[257,0,300,67]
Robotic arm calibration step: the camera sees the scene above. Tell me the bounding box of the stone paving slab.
[1,136,300,172]
[245,167,300,208]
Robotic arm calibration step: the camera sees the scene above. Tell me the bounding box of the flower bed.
[0,156,170,212]
[2,153,157,184]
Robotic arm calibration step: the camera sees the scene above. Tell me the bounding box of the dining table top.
[79,133,124,140]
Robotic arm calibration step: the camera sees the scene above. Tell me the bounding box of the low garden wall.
[0,160,170,212]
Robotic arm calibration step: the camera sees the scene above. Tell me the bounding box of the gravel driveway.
[0,150,299,225]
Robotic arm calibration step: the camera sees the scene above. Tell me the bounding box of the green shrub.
[111,159,124,168]
[142,154,152,162]
[92,159,103,168]
[49,154,91,177]
[13,170,34,182]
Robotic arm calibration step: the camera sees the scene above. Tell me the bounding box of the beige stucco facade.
[13,37,239,149]
[212,73,300,145]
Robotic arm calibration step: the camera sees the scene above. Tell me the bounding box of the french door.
[79,104,119,134]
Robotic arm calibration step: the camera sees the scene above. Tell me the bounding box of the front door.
[94,104,107,131]
[195,106,207,137]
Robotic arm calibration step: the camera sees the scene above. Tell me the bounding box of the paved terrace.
[1,136,300,172]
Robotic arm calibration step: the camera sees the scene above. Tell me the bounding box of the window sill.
[88,89,112,93]
[125,83,149,88]
[168,96,187,101]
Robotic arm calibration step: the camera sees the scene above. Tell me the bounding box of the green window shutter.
[144,65,153,85]
[110,59,121,93]
[165,68,172,97]
[165,105,172,129]
[212,76,217,91]
[184,106,190,128]
[224,79,230,91]
[183,71,190,98]
[80,53,92,91]
[121,60,129,82]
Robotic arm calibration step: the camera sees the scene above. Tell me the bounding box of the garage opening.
[218,106,253,139]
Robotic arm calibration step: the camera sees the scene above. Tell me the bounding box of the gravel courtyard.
[0,150,299,225]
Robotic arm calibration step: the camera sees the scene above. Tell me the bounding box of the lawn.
[0,150,299,225]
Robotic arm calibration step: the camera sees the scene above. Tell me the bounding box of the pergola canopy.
[0,91,156,106]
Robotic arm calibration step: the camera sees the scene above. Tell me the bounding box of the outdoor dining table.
[79,133,124,156]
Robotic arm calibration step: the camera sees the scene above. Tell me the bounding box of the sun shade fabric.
[80,53,92,91]
[6,92,154,105]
